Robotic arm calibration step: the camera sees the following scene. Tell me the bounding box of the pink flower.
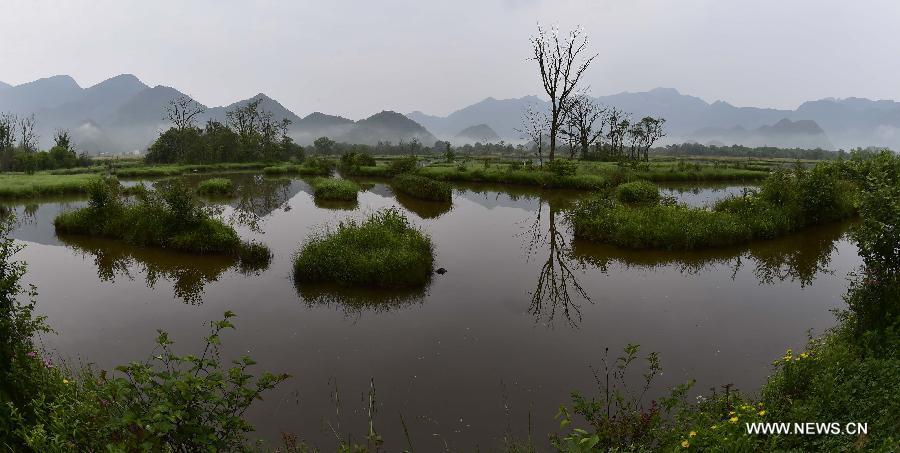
[26,351,37,358]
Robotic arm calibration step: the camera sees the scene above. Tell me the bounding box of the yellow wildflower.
[729,416,739,423]
[711,425,718,430]
[689,431,697,437]
[62,379,69,385]
[758,410,766,416]
[681,439,690,448]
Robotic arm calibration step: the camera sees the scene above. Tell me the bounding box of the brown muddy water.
[6,174,858,451]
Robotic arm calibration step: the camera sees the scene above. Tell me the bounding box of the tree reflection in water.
[523,201,592,328]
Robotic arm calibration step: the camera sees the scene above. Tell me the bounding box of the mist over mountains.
[1,74,898,154]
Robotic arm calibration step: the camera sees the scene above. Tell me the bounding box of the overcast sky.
[2,0,899,119]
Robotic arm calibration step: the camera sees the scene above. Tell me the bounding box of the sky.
[2,0,899,119]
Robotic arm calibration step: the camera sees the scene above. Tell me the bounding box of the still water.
[7,174,857,450]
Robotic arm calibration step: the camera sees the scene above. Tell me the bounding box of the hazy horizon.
[3,0,899,118]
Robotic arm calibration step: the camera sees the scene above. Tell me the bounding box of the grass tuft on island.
[196,178,234,196]
[53,178,269,268]
[570,163,857,250]
[310,178,359,201]
[391,174,452,202]
[0,173,102,198]
[615,180,660,204]
[293,208,434,288]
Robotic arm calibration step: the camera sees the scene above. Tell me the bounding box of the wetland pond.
[7,174,857,451]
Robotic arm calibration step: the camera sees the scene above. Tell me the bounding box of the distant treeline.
[0,113,92,173]
[652,143,868,160]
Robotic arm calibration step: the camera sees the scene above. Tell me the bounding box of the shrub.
[237,240,273,272]
[293,208,434,288]
[196,177,234,196]
[388,156,418,175]
[310,178,359,201]
[54,178,268,258]
[391,174,452,202]
[615,180,660,204]
[543,159,578,177]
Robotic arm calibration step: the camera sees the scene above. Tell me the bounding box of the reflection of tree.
[313,198,359,211]
[524,202,592,328]
[227,176,296,230]
[570,221,849,288]
[58,235,251,305]
[295,282,427,318]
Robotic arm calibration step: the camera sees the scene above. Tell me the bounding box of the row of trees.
[145,97,304,164]
[522,25,666,163]
[0,113,89,172]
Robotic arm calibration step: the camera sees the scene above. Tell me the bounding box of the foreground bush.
[310,178,359,201]
[391,174,452,202]
[615,180,660,204]
[196,177,234,196]
[53,178,270,267]
[293,208,434,288]
[571,163,857,250]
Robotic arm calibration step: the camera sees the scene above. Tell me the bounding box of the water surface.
[7,174,857,451]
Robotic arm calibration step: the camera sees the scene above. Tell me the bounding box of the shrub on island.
[310,178,359,201]
[196,178,234,196]
[391,174,452,202]
[54,178,270,268]
[615,180,660,204]
[293,208,434,288]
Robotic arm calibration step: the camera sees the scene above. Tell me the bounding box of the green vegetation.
[0,116,92,173]
[310,178,359,201]
[657,142,849,160]
[196,177,234,196]
[570,161,857,249]
[552,151,900,451]
[54,178,269,267]
[615,180,660,204]
[0,173,101,198]
[391,174,452,202]
[261,158,333,176]
[146,98,304,164]
[293,208,434,288]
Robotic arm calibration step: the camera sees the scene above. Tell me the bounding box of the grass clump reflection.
[293,208,434,288]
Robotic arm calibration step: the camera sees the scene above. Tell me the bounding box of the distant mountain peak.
[456,124,500,143]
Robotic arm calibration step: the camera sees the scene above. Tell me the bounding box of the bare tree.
[166,95,205,131]
[562,94,607,159]
[53,129,72,150]
[18,114,38,152]
[530,24,597,161]
[518,104,550,164]
[0,113,16,151]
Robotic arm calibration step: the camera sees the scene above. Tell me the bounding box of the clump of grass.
[570,164,857,250]
[293,208,434,288]
[237,240,272,272]
[54,178,267,259]
[263,157,333,176]
[196,178,234,196]
[615,180,660,204]
[311,178,359,201]
[391,174,452,202]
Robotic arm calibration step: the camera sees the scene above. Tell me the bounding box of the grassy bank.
[53,178,269,267]
[310,178,359,201]
[0,173,101,198]
[196,177,234,196]
[293,208,434,288]
[570,163,857,250]
[391,174,452,202]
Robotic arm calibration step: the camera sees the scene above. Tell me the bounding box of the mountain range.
[2,74,899,153]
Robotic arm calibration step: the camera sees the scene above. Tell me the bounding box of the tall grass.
[615,180,660,204]
[310,178,359,201]
[196,178,234,196]
[293,208,434,288]
[0,173,101,198]
[391,174,452,202]
[570,164,857,250]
